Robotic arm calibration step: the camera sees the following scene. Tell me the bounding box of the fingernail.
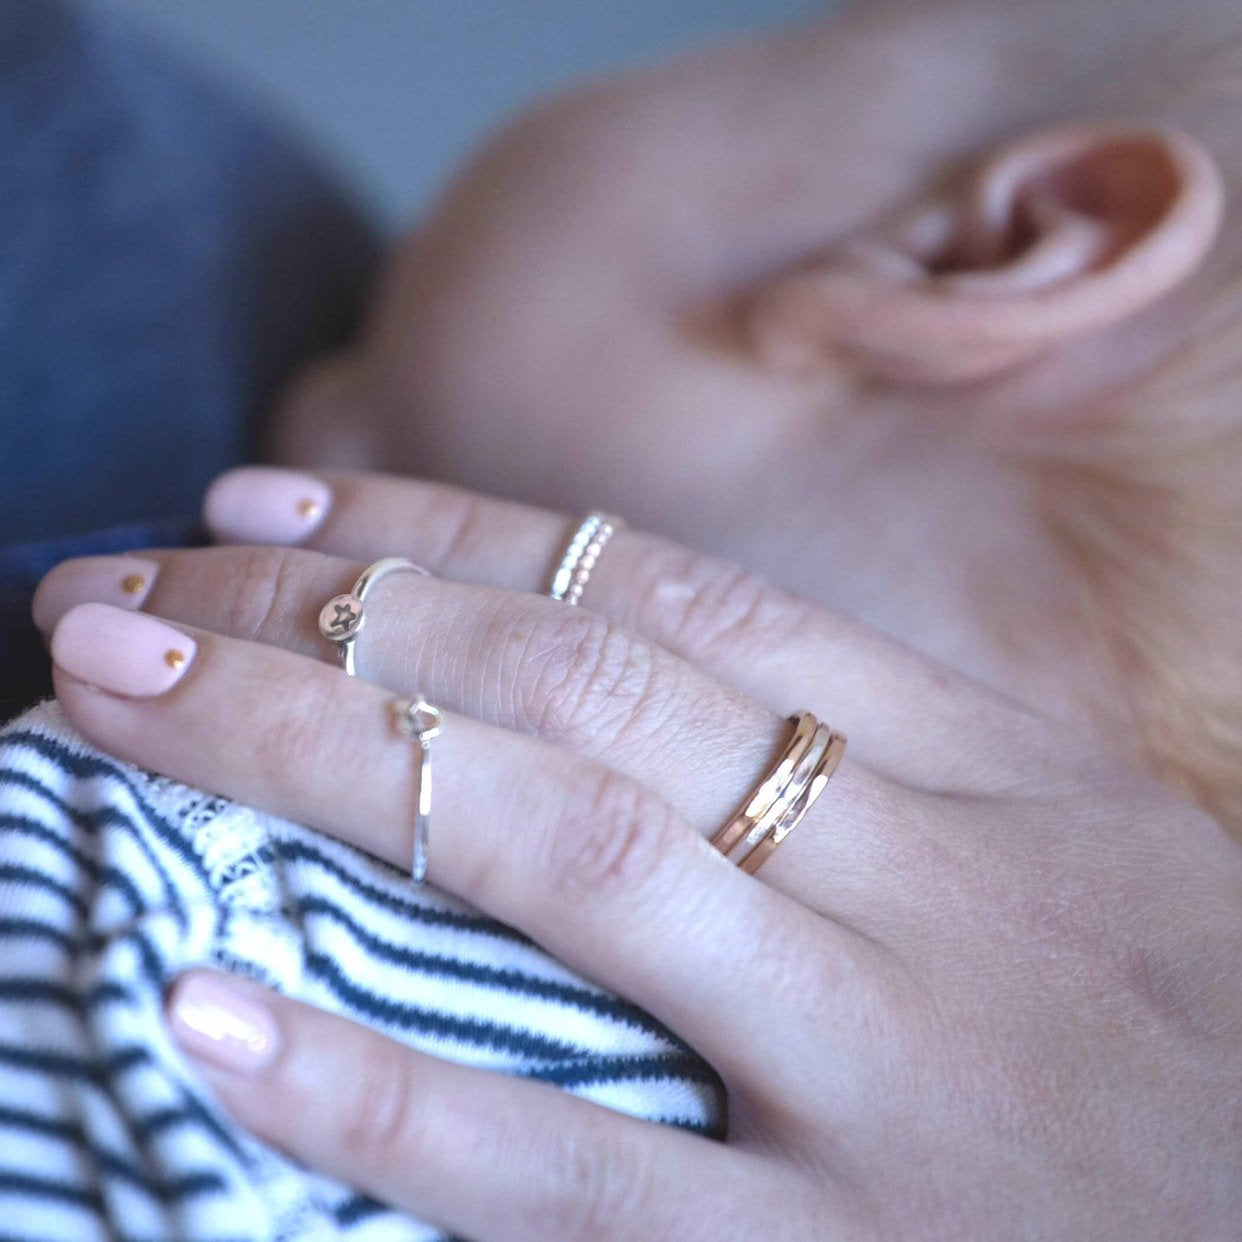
[204,466,330,545]
[32,555,159,632]
[168,972,280,1075]
[51,603,197,697]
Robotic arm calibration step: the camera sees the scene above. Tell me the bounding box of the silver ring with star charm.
[317,557,430,678]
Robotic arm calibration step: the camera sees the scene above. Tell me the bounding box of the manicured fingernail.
[204,466,330,544]
[32,555,159,632]
[168,972,280,1074]
[51,603,197,697]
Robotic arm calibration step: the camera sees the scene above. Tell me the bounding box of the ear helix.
[746,124,1224,385]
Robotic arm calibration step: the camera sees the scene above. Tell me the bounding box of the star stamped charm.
[318,593,365,642]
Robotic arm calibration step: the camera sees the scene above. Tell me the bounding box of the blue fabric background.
[0,0,378,718]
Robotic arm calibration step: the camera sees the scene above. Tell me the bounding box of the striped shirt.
[0,700,724,1241]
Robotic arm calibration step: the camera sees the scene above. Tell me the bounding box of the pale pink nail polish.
[168,972,280,1074]
[32,555,159,632]
[51,603,197,697]
[204,467,331,545]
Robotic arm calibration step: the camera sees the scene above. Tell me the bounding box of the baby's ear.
[746,124,1224,383]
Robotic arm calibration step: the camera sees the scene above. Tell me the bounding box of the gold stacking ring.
[711,711,846,874]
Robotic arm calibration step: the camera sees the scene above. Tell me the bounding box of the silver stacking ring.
[391,695,443,885]
[318,556,429,677]
[548,512,623,606]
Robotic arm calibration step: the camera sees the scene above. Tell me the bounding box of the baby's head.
[273,0,1242,832]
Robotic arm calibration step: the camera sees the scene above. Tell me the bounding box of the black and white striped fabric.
[0,701,724,1241]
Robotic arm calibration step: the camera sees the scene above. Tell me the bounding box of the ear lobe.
[747,124,1225,384]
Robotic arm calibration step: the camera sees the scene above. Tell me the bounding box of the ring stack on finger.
[548,512,623,606]
[711,711,846,874]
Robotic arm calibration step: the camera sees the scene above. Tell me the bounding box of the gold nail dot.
[121,574,147,595]
[164,650,186,671]
[297,498,322,521]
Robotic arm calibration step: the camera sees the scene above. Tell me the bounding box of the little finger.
[167,970,818,1242]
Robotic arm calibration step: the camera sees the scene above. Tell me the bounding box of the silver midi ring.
[548,512,623,606]
[318,556,429,677]
[392,695,443,885]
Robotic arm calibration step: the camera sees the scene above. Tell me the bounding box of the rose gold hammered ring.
[711,711,846,874]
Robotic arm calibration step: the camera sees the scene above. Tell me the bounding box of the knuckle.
[251,675,342,798]
[427,487,494,573]
[221,546,318,648]
[634,553,808,668]
[334,1039,425,1181]
[525,1126,655,1241]
[520,611,660,746]
[545,768,680,905]
[1103,848,1242,1042]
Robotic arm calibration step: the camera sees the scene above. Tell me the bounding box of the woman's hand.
[35,469,1242,1241]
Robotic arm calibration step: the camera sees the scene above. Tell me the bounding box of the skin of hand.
[33,468,1242,1241]
[268,0,1242,826]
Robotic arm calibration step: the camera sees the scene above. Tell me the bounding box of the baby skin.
[273,0,1242,836]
